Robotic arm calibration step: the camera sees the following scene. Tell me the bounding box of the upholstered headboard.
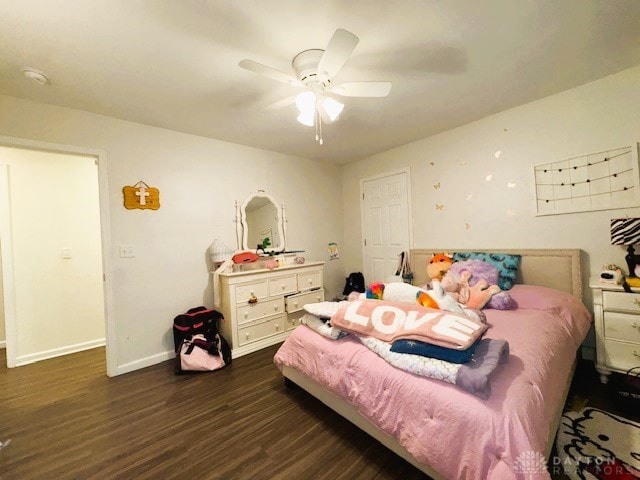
[409,249,583,298]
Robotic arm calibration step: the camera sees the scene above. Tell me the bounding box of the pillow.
[448,260,516,310]
[506,285,592,342]
[452,252,521,291]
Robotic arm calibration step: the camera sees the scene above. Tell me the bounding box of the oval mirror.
[239,191,286,253]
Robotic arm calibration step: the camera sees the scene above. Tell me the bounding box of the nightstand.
[590,279,640,384]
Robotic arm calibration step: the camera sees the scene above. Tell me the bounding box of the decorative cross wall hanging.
[123,181,160,210]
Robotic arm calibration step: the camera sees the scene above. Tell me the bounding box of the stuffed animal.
[365,282,385,299]
[444,260,516,310]
[465,280,501,310]
[427,252,453,281]
[416,280,464,313]
[440,270,472,304]
[363,281,463,314]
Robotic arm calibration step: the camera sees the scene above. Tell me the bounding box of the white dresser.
[591,279,640,383]
[217,262,325,358]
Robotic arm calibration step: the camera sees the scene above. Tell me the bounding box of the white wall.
[0,251,4,346]
[0,147,104,360]
[0,94,344,373]
[342,65,640,307]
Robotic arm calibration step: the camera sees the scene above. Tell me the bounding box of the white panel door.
[361,171,410,285]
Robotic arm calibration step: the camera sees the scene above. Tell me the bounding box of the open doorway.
[0,139,114,375]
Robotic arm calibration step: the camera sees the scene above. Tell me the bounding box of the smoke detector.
[22,67,50,86]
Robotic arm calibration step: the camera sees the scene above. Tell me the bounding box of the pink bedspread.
[273,285,592,480]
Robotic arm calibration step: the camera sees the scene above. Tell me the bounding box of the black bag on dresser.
[172,306,231,367]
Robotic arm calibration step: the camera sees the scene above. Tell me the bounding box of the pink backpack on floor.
[177,334,226,373]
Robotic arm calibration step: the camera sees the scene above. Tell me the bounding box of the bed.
[273,248,591,480]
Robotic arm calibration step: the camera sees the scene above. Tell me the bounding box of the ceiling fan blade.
[265,95,297,110]
[317,28,359,79]
[239,59,302,87]
[327,81,392,97]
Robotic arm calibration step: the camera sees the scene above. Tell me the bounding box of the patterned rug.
[555,407,640,479]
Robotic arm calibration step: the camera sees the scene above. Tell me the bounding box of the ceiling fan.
[239,28,392,144]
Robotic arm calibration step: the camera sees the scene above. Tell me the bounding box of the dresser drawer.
[238,316,285,346]
[285,312,304,331]
[235,281,269,304]
[603,291,640,313]
[285,289,325,313]
[603,339,640,371]
[269,275,297,297]
[604,311,640,343]
[237,298,284,325]
[297,271,322,291]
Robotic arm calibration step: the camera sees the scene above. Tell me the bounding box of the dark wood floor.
[0,346,635,480]
[0,345,426,480]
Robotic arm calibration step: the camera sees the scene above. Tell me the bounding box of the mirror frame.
[236,191,286,253]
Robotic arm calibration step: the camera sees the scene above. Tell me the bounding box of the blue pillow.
[452,252,521,290]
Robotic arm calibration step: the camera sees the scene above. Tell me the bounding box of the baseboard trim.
[15,338,106,366]
[0,340,5,349]
[116,350,175,376]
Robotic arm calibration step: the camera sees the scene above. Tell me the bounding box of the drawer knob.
[635,351,640,360]
[281,285,285,290]
[244,312,248,318]
[633,299,640,307]
[294,301,298,307]
[633,323,640,332]
[308,279,312,284]
[274,305,279,311]
[245,333,250,340]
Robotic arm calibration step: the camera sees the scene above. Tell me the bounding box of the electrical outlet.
[119,245,136,258]
[61,248,72,259]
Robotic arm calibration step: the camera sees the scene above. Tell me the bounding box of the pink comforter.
[273,285,592,480]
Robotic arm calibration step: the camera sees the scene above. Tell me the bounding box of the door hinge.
[362,193,364,200]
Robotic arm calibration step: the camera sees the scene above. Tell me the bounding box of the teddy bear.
[426,252,453,281]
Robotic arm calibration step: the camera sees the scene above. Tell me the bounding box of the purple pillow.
[448,260,516,310]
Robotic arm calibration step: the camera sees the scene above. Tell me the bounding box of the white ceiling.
[1,0,639,164]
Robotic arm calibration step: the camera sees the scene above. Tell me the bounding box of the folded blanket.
[456,339,509,399]
[299,313,346,340]
[358,335,509,399]
[303,301,345,319]
[390,338,481,364]
[331,299,488,350]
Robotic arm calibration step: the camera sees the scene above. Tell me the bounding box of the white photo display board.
[534,143,640,216]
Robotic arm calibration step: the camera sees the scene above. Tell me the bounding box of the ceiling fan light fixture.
[295,91,316,114]
[296,110,315,127]
[321,96,344,122]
